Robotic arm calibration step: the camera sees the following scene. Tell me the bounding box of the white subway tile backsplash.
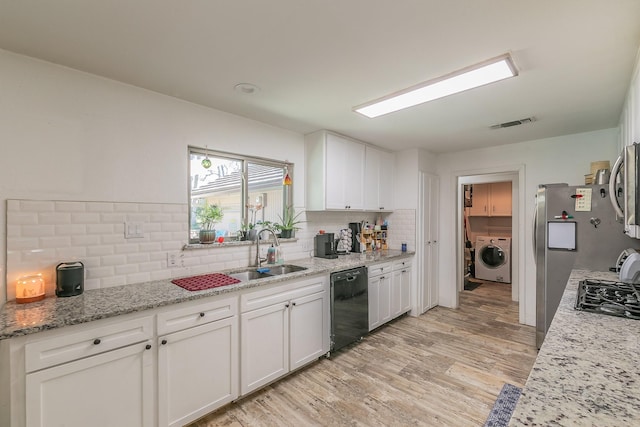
[87,223,115,235]
[139,204,164,213]
[57,224,88,236]
[126,272,151,285]
[101,254,128,266]
[100,213,127,223]
[87,266,116,279]
[70,212,101,224]
[100,276,126,288]
[151,213,173,223]
[55,247,86,260]
[70,235,98,247]
[115,264,138,275]
[20,200,55,212]
[87,202,115,213]
[7,199,417,301]
[127,253,150,264]
[114,203,139,213]
[11,213,39,225]
[39,236,71,248]
[54,201,87,212]
[22,225,55,237]
[162,205,183,213]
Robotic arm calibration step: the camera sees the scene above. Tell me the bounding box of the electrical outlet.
[167,252,179,267]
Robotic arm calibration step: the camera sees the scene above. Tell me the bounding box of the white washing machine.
[475,236,511,283]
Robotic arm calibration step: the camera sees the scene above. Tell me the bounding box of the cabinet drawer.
[157,295,237,336]
[368,262,392,277]
[393,258,413,271]
[25,316,153,373]
[240,275,327,313]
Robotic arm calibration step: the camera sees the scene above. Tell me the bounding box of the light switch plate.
[124,221,144,239]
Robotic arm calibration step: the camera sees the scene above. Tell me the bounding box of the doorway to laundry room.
[462,181,513,296]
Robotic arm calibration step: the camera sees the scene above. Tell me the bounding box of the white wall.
[436,128,620,325]
[0,49,305,305]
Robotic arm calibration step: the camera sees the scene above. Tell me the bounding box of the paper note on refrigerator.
[575,188,592,211]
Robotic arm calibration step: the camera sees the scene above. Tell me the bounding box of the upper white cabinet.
[306,131,365,210]
[364,146,395,211]
[469,182,512,216]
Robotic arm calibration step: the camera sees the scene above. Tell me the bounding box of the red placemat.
[171,273,240,291]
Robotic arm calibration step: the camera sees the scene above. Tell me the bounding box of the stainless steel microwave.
[610,142,640,238]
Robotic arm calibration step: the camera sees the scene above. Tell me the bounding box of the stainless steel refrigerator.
[535,183,638,348]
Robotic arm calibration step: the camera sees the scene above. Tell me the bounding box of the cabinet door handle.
[292,302,297,307]
[93,338,101,345]
[145,344,152,350]
[199,312,205,317]
[285,303,290,308]
[161,339,167,345]
[402,270,407,273]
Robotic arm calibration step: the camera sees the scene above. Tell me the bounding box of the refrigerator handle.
[609,153,624,218]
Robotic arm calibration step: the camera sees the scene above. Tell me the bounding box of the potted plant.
[195,204,224,244]
[277,206,304,239]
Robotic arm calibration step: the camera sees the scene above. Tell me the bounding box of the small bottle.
[267,244,276,264]
[276,247,284,264]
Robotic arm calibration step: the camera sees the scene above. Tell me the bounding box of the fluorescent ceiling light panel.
[354,54,518,118]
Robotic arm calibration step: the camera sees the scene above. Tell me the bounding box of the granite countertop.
[510,269,640,426]
[0,250,413,341]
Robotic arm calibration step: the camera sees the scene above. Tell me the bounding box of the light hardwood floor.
[189,281,537,426]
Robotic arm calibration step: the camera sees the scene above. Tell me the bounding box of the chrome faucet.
[254,228,280,267]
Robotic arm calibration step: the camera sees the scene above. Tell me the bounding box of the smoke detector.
[490,117,535,129]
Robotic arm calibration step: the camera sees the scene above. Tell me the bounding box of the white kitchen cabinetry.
[306,130,365,210]
[469,182,512,216]
[157,297,238,427]
[240,274,329,395]
[392,258,413,317]
[23,317,155,427]
[364,146,394,211]
[420,173,440,313]
[368,262,392,331]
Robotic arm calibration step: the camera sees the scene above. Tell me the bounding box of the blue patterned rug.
[484,383,522,427]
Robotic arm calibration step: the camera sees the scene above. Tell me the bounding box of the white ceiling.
[1,1,639,153]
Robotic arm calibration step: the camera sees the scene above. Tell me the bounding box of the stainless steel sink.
[227,270,272,281]
[263,264,307,276]
[227,264,307,281]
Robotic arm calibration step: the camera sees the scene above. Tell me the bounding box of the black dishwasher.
[330,266,368,352]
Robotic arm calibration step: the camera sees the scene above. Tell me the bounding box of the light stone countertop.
[509,269,640,426]
[0,250,413,341]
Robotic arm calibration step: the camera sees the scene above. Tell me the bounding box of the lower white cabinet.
[0,271,336,426]
[240,274,329,396]
[392,259,413,317]
[369,259,413,331]
[23,317,155,427]
[157,297,238,427]
[368,262,393,331]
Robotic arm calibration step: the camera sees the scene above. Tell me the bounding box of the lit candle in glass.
[16,274,46,304]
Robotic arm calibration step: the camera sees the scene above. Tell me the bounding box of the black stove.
[575,279,640,319]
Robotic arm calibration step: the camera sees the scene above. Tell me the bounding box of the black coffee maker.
[314,233,338,259]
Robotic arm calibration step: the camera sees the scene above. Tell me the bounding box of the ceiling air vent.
[490,117,535,129]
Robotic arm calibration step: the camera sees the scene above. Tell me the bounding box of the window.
[189,147,292,244]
